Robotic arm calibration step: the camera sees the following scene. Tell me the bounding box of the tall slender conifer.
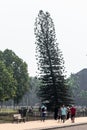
[34,10,73,110]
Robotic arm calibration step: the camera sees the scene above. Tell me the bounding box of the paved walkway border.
[41,122,87,130]
[28,117,87,130]
[0,117,87,130]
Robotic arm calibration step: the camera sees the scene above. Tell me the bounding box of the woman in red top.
[70,105,76,123]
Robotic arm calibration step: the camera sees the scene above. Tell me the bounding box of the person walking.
[66,106,70,120]
[70,105,76,123]
[41,104,47,121]
[54,107,58,120]
[57,106,62,122]
[61,105,67,123]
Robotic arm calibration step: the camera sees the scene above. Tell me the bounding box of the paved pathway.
[50,124,87,130]
[0,117,87,130]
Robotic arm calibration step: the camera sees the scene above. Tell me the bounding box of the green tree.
[0,61,17,103]
[67,73,87,104]
[34,10,73,110]
[67,74,80,98]
[27,77,41,106]
[18,77,41,106]
[0,49,29,105]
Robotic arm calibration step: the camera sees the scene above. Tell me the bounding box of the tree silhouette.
[34,10,73,110]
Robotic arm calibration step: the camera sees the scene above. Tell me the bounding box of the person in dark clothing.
[67,106,70,120]
[54,107,58,120]
[41,105,47,121]
[70,105,76,123]
[57,107,62,122]
[19,108,27,122]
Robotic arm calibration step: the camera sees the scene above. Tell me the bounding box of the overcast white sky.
[0,0,87,77]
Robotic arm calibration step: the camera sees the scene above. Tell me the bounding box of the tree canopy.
[0,49,29,104]
[34,10,73,110]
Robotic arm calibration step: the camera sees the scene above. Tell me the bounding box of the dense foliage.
[34,10,73,110]
[67,72,87,105]
[0,49,29,104]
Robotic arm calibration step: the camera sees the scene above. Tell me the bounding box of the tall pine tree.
[34,10,73,110]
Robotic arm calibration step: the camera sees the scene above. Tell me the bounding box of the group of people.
[39,104,76,123]
[55,104,76,123]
